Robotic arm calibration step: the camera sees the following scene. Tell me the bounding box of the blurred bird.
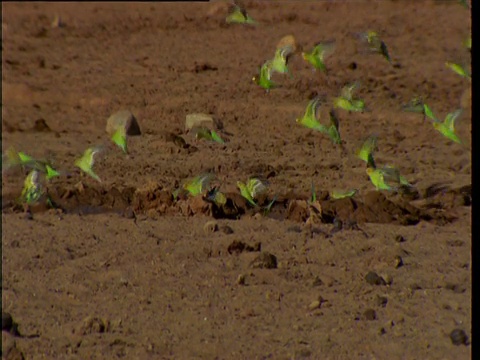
[296,97,326,132]
[463,37,471,50]
[326,109,342,145]
[356,135,378,169]
[252,60,276,92]
[205,186,227,206]
[334,82,366,112]
[401,96,428,121]
[445,61,471,80]
[20,170,43,205]
[237,177,267,207]
[330,189,358,200]
[301,40,336,73]
[3,147,61,180]
[271,45,294,77]
[357,30,392,63]
[74,147,102,182]
[366,166,397,191]
[226,4,256,25]
[183,173,216,197]
[425,107,463,144]
[194,127,225,144]
[111,125,128,154]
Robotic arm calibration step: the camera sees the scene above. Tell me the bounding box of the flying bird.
[20,170,43,205]
[111,125,128,154]
[301,40,336,73]
[357,30,392,63]
[183,173,216,197]
[3,148,61,180]
[296,97,326,132]
[74,147,102,182]
[445,62,471,80]
[424,107,463,144]
[326,109,342,145]
[334,82,366,112]
[194,127,225,144]
[356,135,378,169]
[271,45,294,77]
[226,4,256,25]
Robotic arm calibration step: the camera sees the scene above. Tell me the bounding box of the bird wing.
[357,135,378,163]
[304,97,321,120]
[312,40,336,60]
[247,178,267,199]
[444,109,462,131]
[341,82,359,101]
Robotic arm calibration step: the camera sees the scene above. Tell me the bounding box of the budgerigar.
[20,170,43,205]
[183,173,215,197]
[296,97,326,132]
[330,189,358,200]
[356,135,378,169]
[445,62,471,80]
[237,178,267,207]
[357,30,391,63]
[3,148,61,180]
[195,127,225,144]
[253,60,276,92]
[425,107,463,144]
[366,167,395,191]
[334,82,366,112]
[74,147,102,182]
[302,40,336,73]
[111,125,128,154]
[271,45,294,77]
[326,109,342,145]
[226,4,256,25]
[205,186,227,206]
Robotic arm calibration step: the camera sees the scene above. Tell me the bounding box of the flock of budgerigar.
[2,1,471,216]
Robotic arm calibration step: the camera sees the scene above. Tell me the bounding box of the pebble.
[250,252,278,269]
[185,113,214,131]
[363,308,377,321]
[394,255,404,268]
[365,271,386,286]
[203,221,218,234]
[450,329,468,346]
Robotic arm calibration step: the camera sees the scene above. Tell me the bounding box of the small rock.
[382,274,393,285]
[2,312,13,331]
[450,328,468,346]
[237,274,246,285]
[364,308,377,321]
[365,271,386,286]
[376,295,388,308]
[106,110,141,136]
[395,234,406,243]
[220,225,234,234]
[228,240,261,255]
[276,34,297,52]
[286,225,302,233]
[203,221,218,234]
[311,276,324,287]
[250,252,277,269]
[75,316,109,335]
[185,113,214,131]
[444,283,466,294]
[394,255,404,268]
[122,207,136,219]
[308,296,325,311]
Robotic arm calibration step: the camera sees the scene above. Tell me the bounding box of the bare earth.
[2,1,471,359]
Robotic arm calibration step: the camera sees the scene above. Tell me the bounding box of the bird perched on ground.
[301,40,336,73]
[237,177,267,207]
[252,60,276,92]
[334,82,366,112]
[74,147,102,182]
[271,45,294,77]
[424,106,463,144]
[20,170,44,205]
[183,173,216,197]
[445,61,471,80]
[204,186,227,206]
[111,125,128,154]
[194,127,225,144]
[357,30,391,63]
[226,4,256,25]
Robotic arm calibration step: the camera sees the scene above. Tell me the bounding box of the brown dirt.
[2,1,471,359]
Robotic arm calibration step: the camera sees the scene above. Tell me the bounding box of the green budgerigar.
[74,147,102,182]
[334,82,366,112]
[326,109,342,145]
[3,147,61,180]
[445,62,471,80]
[253,60,276,92]
[425,107,463,144]
[205,186,227,206]
[237,177,267,207]
[302,40,336,73]
[195,127,225,144]
[226,4,256,25]
[111,125,128,154]
[183,173,216,197]
[358,30,391,63]
[271,45,294,77]
[296,97,326,132]
[330,189,358,200]
[401,96,429,121]
[356,135,378,168]
[366,167,395,191]
[20,170,43,205]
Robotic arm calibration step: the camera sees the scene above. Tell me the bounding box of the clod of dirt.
[191,62,218,73]
[122,207,136,219]
[276,34,297,53]
[444,283,466,294]
[106,110,141,136]
[211,193,247,220]
[394,255,404,268]
[286,200,309,222]
[365,271,387,286]
[228,240,261,255]
[30,118,51,132]
[203,220,218,234]
[2,331,25,360]
[363,308,377,321]
[250,252,277,269]
[287,225,302,233]
[220,225,234,234]
[237,274,246,285]
[185,113,214,131]
[395,234,406,243]
[449,329,469,346]
[375,295,388,308]
[2,312,14,332]
[307,296,325,311]
[75,316,110,335]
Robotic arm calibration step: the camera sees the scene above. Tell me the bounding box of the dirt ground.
[1,1,471,359]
